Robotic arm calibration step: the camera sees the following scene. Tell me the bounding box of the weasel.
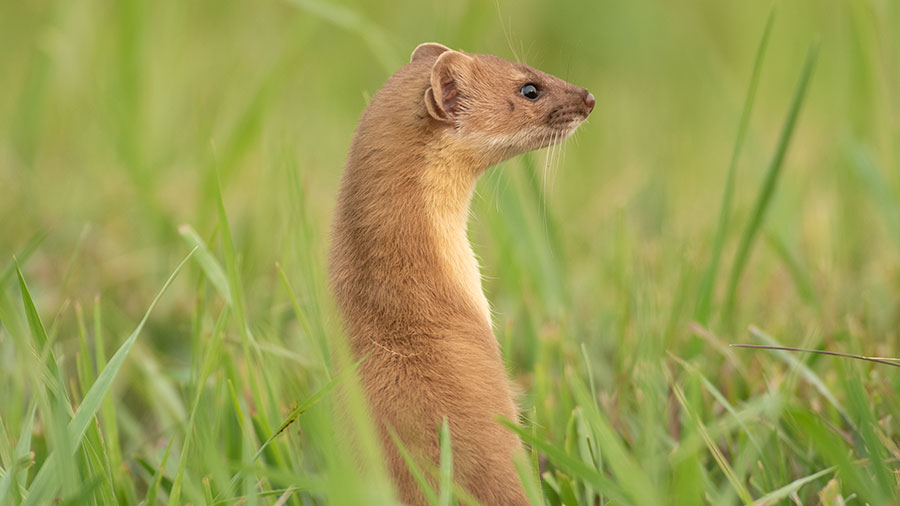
[329,42,593,505]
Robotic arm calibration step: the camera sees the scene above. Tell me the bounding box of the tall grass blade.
[145,437,174,506]
[842,363,897,501]
[763,231,821,309]
[213,168,273,457]
[750,466,834,506]
[276,262,330,374]
[793,411,890,506]
[745,327,853,429]
[0,403,36,504]
[730,343,900,368]
[568,373,663,505]
[71,249,194,443]
[178,224,233,306]
[723,41,819,323]
[671,381,753,504]
[16,263,68,402]
[694,6,776,325]
[846,142,900,247]
[438,418,454,506]
[15,264,79,498]
[669,353,763,452]
[21,249,194,506]
[57,477,102,506]
[285,0,399,73]
[251,358,359,462]
[388,427,439,506]
[168,308,228,506]
[555,472,579,506]
[1,232,45,286]
[214,172,251,347]
[512,453,544,506]
[500,419,632,506]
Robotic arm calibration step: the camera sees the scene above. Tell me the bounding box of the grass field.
[2,0,900,504]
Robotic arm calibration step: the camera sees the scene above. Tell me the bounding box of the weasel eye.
[520,83,540,100]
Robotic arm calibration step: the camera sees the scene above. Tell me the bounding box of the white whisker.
[544,130,555,194]
[552,130,562,194]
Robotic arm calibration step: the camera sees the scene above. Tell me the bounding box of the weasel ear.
[410,42,450,64]
[424,50,473,123]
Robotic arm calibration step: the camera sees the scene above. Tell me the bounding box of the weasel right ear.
[410,42,450,63]
[424,50,473,123]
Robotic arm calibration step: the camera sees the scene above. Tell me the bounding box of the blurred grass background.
[1,0,899,504]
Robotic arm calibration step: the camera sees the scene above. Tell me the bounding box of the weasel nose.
[584,92,595,112]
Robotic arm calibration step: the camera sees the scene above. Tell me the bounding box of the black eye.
[520,83,540,100]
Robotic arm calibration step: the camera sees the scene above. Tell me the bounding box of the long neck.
[330,139,492,349]
[417,151,492,324]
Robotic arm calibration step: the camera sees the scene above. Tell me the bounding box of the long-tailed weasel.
[329,42,593,505]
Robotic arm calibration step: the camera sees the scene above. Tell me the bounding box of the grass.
[2,0,900,504]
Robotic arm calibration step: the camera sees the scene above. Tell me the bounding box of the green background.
[1,0,899,504]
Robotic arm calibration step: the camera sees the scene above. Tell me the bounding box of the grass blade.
[670,381,753,504]
[568,373,663,505]
[178,224,232,306]
[499,419,632,506]
[792,411,890,506]
[275,262,330,374]
[763,231,820,309]
[438,418,453,506]
[145,438,175,506]
[723,41,819,323]
[730,343,900,368]
[16,262,68,403]
[70,248,194,443]
[0,403,37,504]
[388,427,439,506]
[21,249,194,506]
[669,353,763,453]
[694,6,775,325]
[16,263,78,497]
[250,358,360,462]
[214,173,251,346]
[751,466,834,506]
[842,363,897,501]
[168,308,229,506]
[512,452,545,506]
[745,326,853,429]
[284,0,399,73]
[555,472,579,506]
[1,232,45,286]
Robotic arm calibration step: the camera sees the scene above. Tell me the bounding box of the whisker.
[495,0,520,63]
[559,129,568,177]
[549,131,556,194]
[552,129,562,185]
[543,129,552,180]
[546,130,558,194]
[541,131,550,196]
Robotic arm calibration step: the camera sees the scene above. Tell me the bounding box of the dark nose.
[584,91,595,112]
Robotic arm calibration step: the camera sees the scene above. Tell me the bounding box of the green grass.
[2,0,900,504]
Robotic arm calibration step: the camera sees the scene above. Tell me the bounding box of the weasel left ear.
[424,50,473,123]
[410,42,450,64]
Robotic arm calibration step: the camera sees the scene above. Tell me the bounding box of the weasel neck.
[418,155,492,325]
[332,145,493,338]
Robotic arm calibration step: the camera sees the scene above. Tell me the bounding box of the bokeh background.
[1,0,899,504]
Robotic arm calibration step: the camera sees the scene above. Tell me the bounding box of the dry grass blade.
[730,344,900,368]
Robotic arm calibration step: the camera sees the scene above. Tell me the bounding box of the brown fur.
[329,42,593,505]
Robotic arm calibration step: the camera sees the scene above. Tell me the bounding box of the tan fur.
[329,42,593,505]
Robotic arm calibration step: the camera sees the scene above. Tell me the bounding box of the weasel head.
[415,42,594,168]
